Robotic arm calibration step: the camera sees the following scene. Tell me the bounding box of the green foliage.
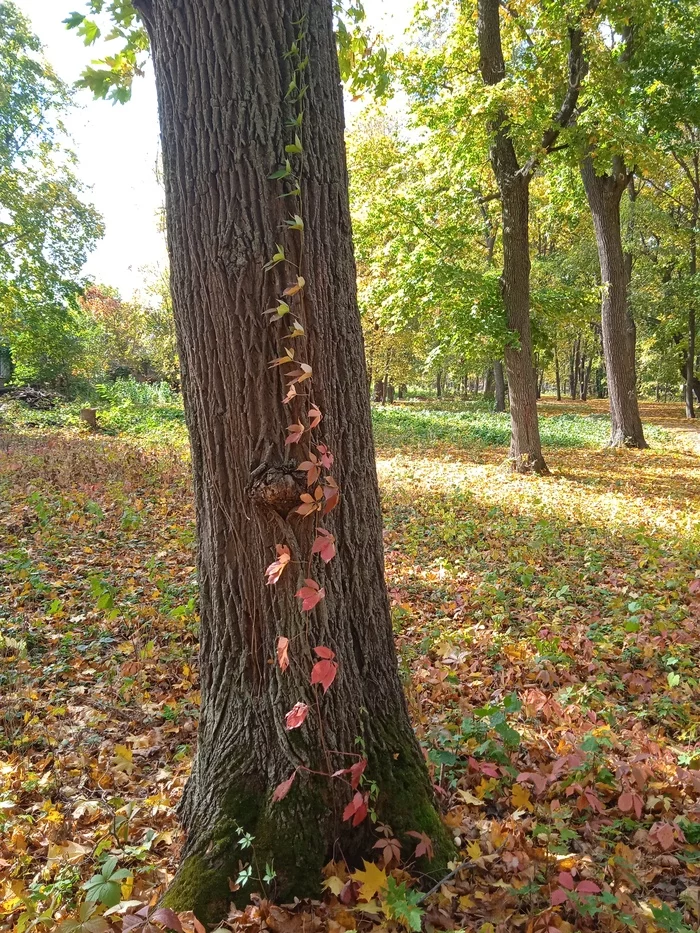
[0,2,103,384]
[81,856,130,907]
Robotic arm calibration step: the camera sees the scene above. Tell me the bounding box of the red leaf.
[558,871,574,890]
[284,702,309,729]
[308,405,322,429]
[312,528,336,563]
[576,880,601,895]
[349,757,367,789]
[406,830,434,860]
[314,645,336,660]
[689,578,700,595]
[296,578,325,611]
[151,909,184,933]
[323,477,340,514]
[342,791,368,826]
[517,770,547,795]
[265,545,291,585]
[285,422,305,445]
[277,636,290,672]
[550,888,568,906]
[272,771,296,803]
[311,658,338,692]
[316,443,334,469]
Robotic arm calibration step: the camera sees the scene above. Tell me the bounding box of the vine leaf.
[272,771,296,803]
[265,545,291,584]
[263,244,285,271]
[308,404,322,429]
[296,486,323,516]
[343,791,369,827]
[283,276,305,296]
[289,319,305,338]
[284,702,309,729]
[285,422,305,445]
[277,636,290,672]
[283,383,297,405]
[298,453,320,486]
[322,476,340,514]
[311,657,337,691]
[265,300,291,319]
[269,347,295,368]
[311,528,336,563]
[316,443,333,468]
[296,578,325,612]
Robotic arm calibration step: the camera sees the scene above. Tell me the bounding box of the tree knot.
[248,463,305,515]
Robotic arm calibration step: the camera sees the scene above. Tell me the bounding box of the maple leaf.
[351,859,387,901]
[296,578,325,612]
[511,783,534,812]
[311,657,337,692]
[311,528,336,563]
[265,545,291,585]
[277,635,290,672]
[272,771,296,803]
[406,830,434,860]
[284,702,309,729]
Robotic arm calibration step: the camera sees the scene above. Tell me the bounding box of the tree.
[71,0,451,922]
[0,1,102,384]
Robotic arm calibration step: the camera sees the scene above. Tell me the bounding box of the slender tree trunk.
[582,355,593,402]
[483,366,495,400]
[554,343,561,401]
[135,0,451,921]
[686,198,697,419]
[436,370,443,398]
[580,157,648,448]
[570,336,579,399]
[493,359,506,412]
[477,0,547,473]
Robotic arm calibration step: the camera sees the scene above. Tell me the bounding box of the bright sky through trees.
[16,0,412,297]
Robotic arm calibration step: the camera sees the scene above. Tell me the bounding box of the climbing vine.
[262,13,369,824]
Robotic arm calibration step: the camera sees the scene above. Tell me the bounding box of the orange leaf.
[277,636,289,672]
[311,657,337,692]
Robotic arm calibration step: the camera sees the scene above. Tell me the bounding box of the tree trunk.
[570,336,579,399]
[135,0,451,922]
[581,355,593,402]
[436,369,443,398]
[493,359,506,412]
[477,0,547,473]
[580,157,648,448]
[483,366,495,400]
[554,343,561,401]
[686,199,697,419]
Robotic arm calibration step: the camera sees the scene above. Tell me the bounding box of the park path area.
[1,397,700,933]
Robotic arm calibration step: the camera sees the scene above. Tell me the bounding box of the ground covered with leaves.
[1,393,699,933]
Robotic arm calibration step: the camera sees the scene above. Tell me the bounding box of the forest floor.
[1,393,700,933]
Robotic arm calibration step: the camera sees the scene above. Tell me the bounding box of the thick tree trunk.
[135,0,451,922]
[483,366,495,400]
[493,359,506,412]
[580,157,648,448]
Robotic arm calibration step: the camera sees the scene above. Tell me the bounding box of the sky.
[16,0,414,298]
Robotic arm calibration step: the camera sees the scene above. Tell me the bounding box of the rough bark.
[686,194,697,419]
[477,0,547,472]
[134,0,452,922]
[580,157,648,448]
[493,359,506,412]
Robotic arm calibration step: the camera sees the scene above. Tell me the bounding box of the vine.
[261,14,369,824]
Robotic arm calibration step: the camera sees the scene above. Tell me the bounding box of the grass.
[1,386,700,933]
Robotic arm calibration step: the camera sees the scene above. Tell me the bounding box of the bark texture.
[580,157,648,448]
[134,0,452,922]
[493,360,506,412]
